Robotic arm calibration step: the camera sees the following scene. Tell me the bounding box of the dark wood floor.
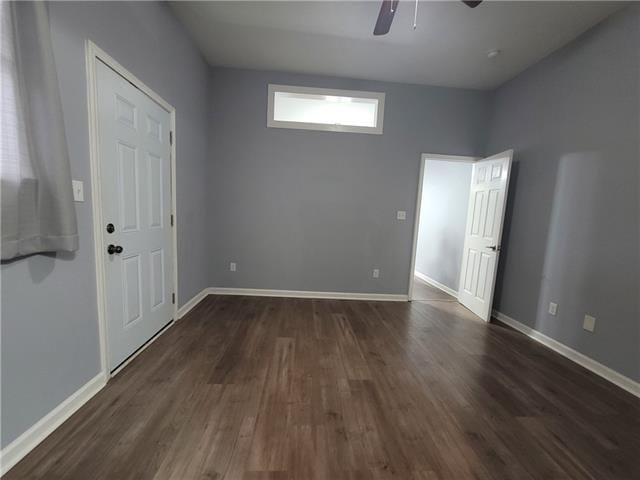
[6,295,640,480]
[412,277,456,302]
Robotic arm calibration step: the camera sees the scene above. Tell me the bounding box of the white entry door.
[458,150,513,321]
[96,60,174,371]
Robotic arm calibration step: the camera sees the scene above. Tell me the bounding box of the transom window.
[267,84,385,135]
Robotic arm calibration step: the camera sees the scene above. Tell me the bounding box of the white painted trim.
[420,153,478,163]
[85,40,179,377]
[492,310,640,399]
[0,373,107,476]
[178,288,211,319]
[267,84,385,135]
[175,287,406,321]
[407,153,477,300]
[85,41,109,377]
[205,287,407,302]
[407,154,427,301]
[414,271,458,299]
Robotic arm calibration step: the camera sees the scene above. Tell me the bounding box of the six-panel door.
[96,61,173,371]
[457,151,512,321]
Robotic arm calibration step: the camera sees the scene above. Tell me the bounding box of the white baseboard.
[414,271,458,298]
[0,372,107,476]
[178,288,211,319]
[206,287,407,302]
[492,310,640,399]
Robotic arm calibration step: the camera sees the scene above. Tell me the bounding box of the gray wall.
[486,5,640,381]
[415,160,472,291]
[1,1,210,447]
[207,68,490,294]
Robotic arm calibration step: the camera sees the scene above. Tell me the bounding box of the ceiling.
[169,1,623,90]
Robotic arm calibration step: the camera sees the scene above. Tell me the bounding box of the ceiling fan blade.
[462,0,483,8]
[373,0,400,36]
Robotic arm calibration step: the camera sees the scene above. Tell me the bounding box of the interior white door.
[457,150,513,321]
[96,60,174,371]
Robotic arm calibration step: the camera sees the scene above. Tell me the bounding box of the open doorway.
[408,151,514,321]
[409,154,475,303]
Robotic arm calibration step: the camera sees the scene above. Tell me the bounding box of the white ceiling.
[169,1,623,90]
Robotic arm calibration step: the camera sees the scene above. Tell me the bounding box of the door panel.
[458,151,513,321]
[147,152,163,229]
[150,248,166,310]
[118,142,140,232]
[123,254,143,327]
[96,60,173,371]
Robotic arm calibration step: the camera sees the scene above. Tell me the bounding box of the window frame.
[267,84,385,135]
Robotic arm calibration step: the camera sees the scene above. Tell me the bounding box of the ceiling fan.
[373,0,483,36]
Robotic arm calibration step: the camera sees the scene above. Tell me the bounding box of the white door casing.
[96,60,174,371]
[457,150,513,321]
[407,153,478,300]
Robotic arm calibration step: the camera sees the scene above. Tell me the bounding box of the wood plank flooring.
[412,278,456,302]
[5,295,640,480]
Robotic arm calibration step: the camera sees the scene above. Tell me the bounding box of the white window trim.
[267,84,385,135]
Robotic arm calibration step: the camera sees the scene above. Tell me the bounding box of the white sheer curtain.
[1,1,78,260]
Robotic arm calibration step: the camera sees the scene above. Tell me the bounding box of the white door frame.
[407,153,478,300]
[85,40,178,378]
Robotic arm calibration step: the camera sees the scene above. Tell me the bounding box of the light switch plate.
[583,315,596,333]
[548,302,558,316]
[229,262,237,272]
[396,210,406,220]
[372,268,380,278]
[72,180,84,202]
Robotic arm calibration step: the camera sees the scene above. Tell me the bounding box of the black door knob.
[107,244,123,254]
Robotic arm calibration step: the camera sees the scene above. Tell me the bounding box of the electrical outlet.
[372,268,380,279]
[72,180,84,202]
[396,210,406,220]
[229,262,237,272]
[583,315,596,333]
[548,302,558,316]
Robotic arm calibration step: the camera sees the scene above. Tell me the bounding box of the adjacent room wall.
[1,1,210,448]
[486,5,640,381]
[415,159,472,291]
[207,68,490,295]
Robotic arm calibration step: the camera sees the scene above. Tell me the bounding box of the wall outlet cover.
[72,180,84,202]
[229,262,237,272]
[396,210,407,220]
[548,302,558,316]
[583,315,596,333]
[372,269,380,278]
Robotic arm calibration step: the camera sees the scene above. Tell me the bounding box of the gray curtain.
[1,1,78,260]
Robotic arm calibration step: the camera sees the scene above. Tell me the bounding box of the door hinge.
[170,214,174,227]
[169,131,173,145]
[172,293,176,304]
